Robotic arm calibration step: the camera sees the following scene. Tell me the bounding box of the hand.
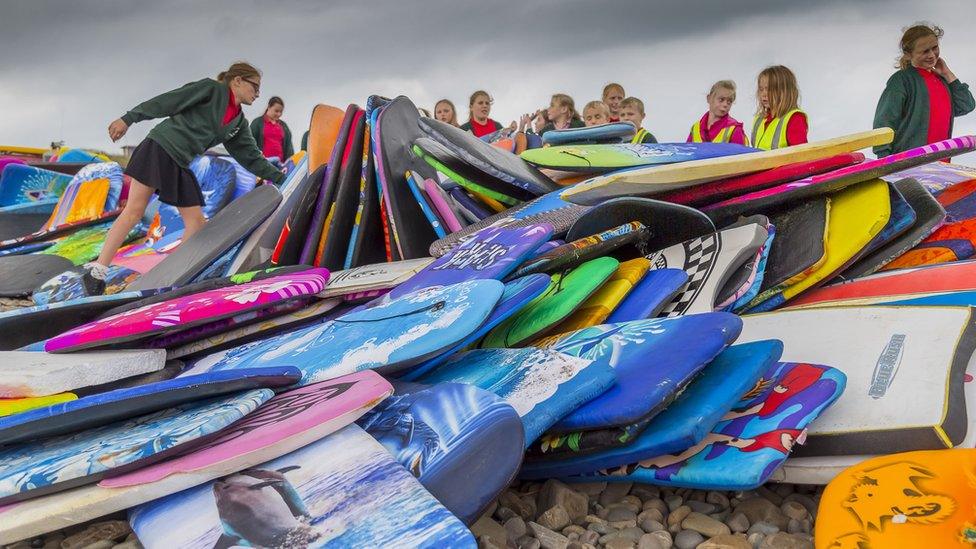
[933,58,957,82]
[108,119,128,142]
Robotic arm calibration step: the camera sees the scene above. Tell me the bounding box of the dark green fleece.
[873,67,975,157]
[121,78,284,183]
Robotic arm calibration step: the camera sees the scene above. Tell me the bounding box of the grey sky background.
[2,0,975,162]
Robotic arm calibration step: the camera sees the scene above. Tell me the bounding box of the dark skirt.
[124,138,204,207]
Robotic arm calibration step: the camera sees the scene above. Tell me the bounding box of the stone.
[781,494,817,518]
[665,495,684,512]
[735,498,789,530]
[696,533,752,549]
[640,519,666,534]
[79,542,113,549]
[668,505,692,533]
[608,505,639,529]
[639,508,665,525]
[709,509,731,523]
[758,532,813,549]
[772,484,795,498]
[480,537,507,549]
[644,498,670,517]
[612,527,646,543]
[562,525,586,538]
[632,485,661,502]
[529,522,571,549]
[604,539,637,549]
[539,480,590,523]
[497,506,519,522]
[501,490,536,519]
[756,487,783,506]
[507,516,529,541]
[638,533,666,549]
[573,482,607,496]
[580,530,600,545]
[472,515,510,545]
[483,499,499,519]
[517,535,542,549]
[538,505,572,531]
[600,482,634,507]
[726,512,750,534]
[649,530,674,549]
[588,521,613,535]
[585,515,608,526]
[780,502,807,522]
[747,533,765,549]
[686,501,717,515]
[113,541,144,549]
[707,491,731,510]
[681,512,731,538]
[746,522,780,536]
[61,521,131,549]
[674,530,705,549]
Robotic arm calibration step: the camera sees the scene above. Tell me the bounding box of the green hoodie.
[120,78,284,183]
[249,116,295,160]
[873,67,975,157]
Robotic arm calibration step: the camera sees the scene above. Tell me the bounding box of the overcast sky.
[2,0,975,162]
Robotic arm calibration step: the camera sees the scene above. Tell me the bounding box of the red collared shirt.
[917,67,951,144]
[222,87,241,125]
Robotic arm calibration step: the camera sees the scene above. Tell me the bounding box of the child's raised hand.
[933,58,956,82]
[108,119,128,142]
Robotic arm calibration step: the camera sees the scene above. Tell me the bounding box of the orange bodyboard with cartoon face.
[816,449,976,548]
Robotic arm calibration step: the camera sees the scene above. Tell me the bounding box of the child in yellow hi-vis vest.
[687,80,748,145]
[751,65,808,150]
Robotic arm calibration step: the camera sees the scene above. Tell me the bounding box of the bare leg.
[178,206,206,240]
[96,177,156,267]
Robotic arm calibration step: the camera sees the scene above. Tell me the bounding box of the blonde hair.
[434,99,459,126]
[551,93,580,121]
[467,90,492,122]
[217,62,261,85]
[620,97,645,116]
[602,82,625,99]
[757,66,800,119]
[708,80,737,101]
[583,101,611,117]
[897,23,943,69]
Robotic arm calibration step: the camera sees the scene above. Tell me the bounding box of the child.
[434,99,460,127]
[92,62,285,296]
[687,80,748,145]
[582,101,611,127]
[617,97,657,143]
[249,96,295,160]
[602,83,626,122]
[539,94,584,135]
[752,65,808,150]
[459,90,503,137]
[873,23,974,157]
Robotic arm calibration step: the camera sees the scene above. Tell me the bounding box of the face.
[234,75,261,105]
[910,35,940,69]
[603,89,624,115]
[617,104,644,127]
[707,88,735,118]
[547,99,566,121]
[583,107,608,127]
[266,103,283,121]
[471,94,491,120]
[758,75,769,110]
[434,102,455,123]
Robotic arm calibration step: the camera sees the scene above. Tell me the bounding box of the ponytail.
[217,62,261,85]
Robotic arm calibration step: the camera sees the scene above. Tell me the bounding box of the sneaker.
[80,266,106,297]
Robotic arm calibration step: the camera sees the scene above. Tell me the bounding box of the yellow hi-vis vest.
[751,109,805,150]
[689,121,739,144]
[631,128,652,144]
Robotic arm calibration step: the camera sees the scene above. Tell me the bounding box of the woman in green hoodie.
[83,62,285,295]
[873,23,975,157]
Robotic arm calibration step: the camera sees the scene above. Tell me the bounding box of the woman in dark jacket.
[873,23,975,157]
[249,96,295,161]
[85,62,284,295]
